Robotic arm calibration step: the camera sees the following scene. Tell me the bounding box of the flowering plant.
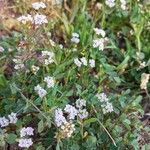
[0,0,150,149]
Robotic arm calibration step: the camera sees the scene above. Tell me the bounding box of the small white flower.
[96,93,108,102]
[72,48,77,52]
[34,84,41,91]
[89,59,95,68]
[33,14,48,25]
[13,58,25,70]
[59,44,63,49]
[64,104,78,120]
[14,64,25,70]
[18,138,33,148]
[121,4,126,10]
[94,28,106,37]
[76,99,86,109]
[8,112,18,124]
[54,108,67,127]
[59,122,75,138]
[96,93,114,114]
[120,0,127,10]
[80,57,87,66]
[74,58,82,67]
[78,109,88,119]
[34,85,47,98]
[105,0,116,8]
[8,48,13,52]
[49,39,56,47]
[71,33,80,44]
[0,46,5,52]
[44,76,55,88]
[17,15,33,24]
[20,127,34,137]
[38,88,47,98]
[120,0,126,5]
[93,39,105,51]
[32,2,46,10]
[31,65,39,74]
[140,73,150,90]
[71,37,80,44]
[42,51,54,65]
[0,117,9,127]
[72,33,79,38]
[105,102,114,113]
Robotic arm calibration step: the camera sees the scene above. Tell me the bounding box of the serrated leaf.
[6,133,17,144]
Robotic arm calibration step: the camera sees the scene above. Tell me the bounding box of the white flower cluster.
[140,73,150,90]
[54,108,75,139]
[0,117,9,127]
[94,28,106,37]
[105,0,116,8]
[17,14,33,24]
[34,75,55,98]
[34,85,47,98]
[71,33,80,44]
[18,138,33,148]
[78,109,88,119]
[44,76,55,88]
[54,99,88,127]
[96,93,114,114]
[54,99,88,139]
[31,65,39,74]
[8,113,18,124]
[75,99,88,119]
[0,112,18,127]
[18,127,34,148]
[60,122,75,138]
[93,28,108,51]
[33,14,48,25]
[20,127,34,137]
[64,104,78,120]
[32,2,46,10]
[42,51,55,65]
[17,2,48,25]
[75,99,86,108]
[54,108,67,127]
[120,0,127,10]
[74,57,95,68]
[13,58,25,70]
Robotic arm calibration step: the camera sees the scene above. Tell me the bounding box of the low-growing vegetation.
[0,0,150,149]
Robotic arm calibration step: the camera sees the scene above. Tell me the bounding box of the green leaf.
[117,55,130,70]
[10,84,17,94]
[47,116,52,128]
[123,119,131,130]
[6,133,17,144]
[38,120,44,133]
[0,74,7,87]
[36,145,45,150]
[56,143,60,150]
[83,118,97,126]
[113,76,121,84]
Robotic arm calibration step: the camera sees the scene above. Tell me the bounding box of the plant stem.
[14,85,48,120]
